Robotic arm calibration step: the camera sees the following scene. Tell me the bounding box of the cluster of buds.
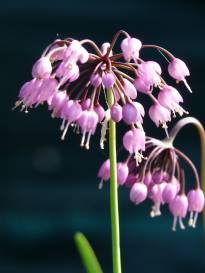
[14,30,190,151]
[98,132,204,231]
[14,30,204,230]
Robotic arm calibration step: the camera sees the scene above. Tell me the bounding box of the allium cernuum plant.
[14,30,205,273]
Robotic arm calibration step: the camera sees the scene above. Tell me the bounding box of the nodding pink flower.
[94,104,105,122]
[63,40,89,64]
[143,172,152,187]
[162,180,179,204]
[36,78,58,104]
[49,90,68,118]
[149,182,167,217]
[111,103,122,122]
[17,78,43,110]
[122,102,145,125]
[133,77,151,94]
[123,79,137,99]
[168,58,192,92]
[117,162,129,185]
[97,159,110,189]
[152,170,164,184]
[102,72,116,89]
[90,73,102,87]
[187,188,205,228]
[32,57,52,79]
[148,103,171,128]
[169,194,188,231]
[81,98,91,110]
[121,37,142,62]
[125,174,138,188]
[130,183,148,205]
[56,61,79,83]
[137,61,162,87]
[158,85,188,117]
[123,128,145,165]
[101,42,113,56]
[77,109,99,149]
[49,45,66,62]
[60,100,82,140]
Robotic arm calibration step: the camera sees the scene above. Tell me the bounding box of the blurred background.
[2,0,205,272]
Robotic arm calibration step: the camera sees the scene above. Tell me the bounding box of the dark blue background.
[2,0,205,272]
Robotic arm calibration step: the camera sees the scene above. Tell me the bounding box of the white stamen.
[192,212,198,228]
[20,104,26,112]
[61,122,69,140]
[183,78,192,93]
[179,217,185,230]
[172,216,177,231]
[173,104,189,117]
[12,100,22,110]
[60,119,66,131]
[85,131,92,150]
[134,151,146,166]
[98,179,104,190]
[80,130,86,147]
[150,202,161,218]
[188,212,194,227]
[75,125,80,134]
[154,201,161,216]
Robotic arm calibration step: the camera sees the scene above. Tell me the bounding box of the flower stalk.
[107,88,122,273]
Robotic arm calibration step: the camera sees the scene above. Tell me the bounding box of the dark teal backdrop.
[2,0,205,272]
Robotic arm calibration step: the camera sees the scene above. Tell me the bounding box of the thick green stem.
[107,88,122,273]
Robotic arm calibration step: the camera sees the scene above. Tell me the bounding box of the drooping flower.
[169,194,188,231]
[97,159,110,189]
[130,183,148,205]
[102,72,116,89]
[158,85,188,117]
[111,103,122,122]
[123,79,137,99]
[122,102,145,125]
[117,162,129,186]
[121,37,142,61]
[32,56,52,79]
[187,188,205,228]
[123,128,145,165]
[162,178,180,204]
[137,61,162,87]
[77,109,99,149]
[168,58,192,92]
[148,103,171,128]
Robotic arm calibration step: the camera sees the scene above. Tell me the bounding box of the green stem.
[107,88,122,273]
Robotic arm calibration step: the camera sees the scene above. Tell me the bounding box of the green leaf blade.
[74,232,104,273]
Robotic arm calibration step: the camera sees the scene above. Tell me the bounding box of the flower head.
[14,30,192,149]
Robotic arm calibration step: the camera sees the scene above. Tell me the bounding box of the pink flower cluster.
[98,137,204,231]
[14,30,203,230]
[14,30,191,151]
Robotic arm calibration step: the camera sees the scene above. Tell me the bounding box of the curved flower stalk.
[14,30,204,273]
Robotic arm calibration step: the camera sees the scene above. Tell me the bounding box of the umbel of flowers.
[14,29,205,273]
[14,30,191,150]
